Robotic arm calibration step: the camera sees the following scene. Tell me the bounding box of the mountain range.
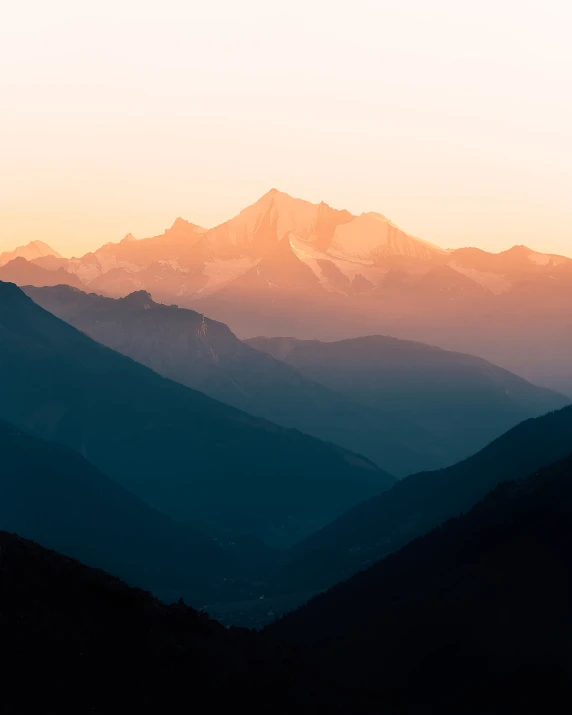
[271,404,572,597]
[0,530,300,715]
[266,450,572,713]
[0,419,254,606]
[24,285,567,477]
[248,334,568,465]
[3,213,572,712]
[5,189,572,393]
[0,280,393,547]
[0,239,61,267]
[3,445,572,713]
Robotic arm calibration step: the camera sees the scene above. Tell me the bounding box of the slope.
[247,334,569,464]
[0,419,254,606]
[0,257,85,289]
[267,452,572,713]
[0,531,306,715]
[273,404,572,593]
[0,240,60,267]
[25,284,460,476]
[0,280,391,547]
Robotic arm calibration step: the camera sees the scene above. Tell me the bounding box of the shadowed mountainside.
[0,280,393,547]
[247,334,569,465]
[3,450,572,713]
[20,283,528,476]
[5,190,572,393]
[0,530,312,715]
[0,418,273,607]
[266,452,572,713]
[270,404,572,596]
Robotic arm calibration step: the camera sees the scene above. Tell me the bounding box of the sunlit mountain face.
[4,188,572,394]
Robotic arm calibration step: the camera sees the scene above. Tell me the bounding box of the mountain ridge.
[270,403,572,596]
[0,279,392,547]
[26,284,568,477]
[5,189,572,392]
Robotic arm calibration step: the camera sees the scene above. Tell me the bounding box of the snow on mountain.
[5,191,570,313]
[288,234,388,293]
[203,188,353,259]
[327,212,446,262]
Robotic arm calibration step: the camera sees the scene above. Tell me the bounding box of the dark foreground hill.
[4,452,572,713]
[0,531,309,715]
[273,404,572,595]
[267,453,572,713]
[0,280,392,546]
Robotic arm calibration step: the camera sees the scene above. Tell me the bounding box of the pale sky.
[1,0,570,257]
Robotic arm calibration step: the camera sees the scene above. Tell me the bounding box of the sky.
[1,0,570,258]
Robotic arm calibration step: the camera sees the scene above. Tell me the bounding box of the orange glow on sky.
[1,1,570,258]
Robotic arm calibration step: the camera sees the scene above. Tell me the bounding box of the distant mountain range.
[3,194,572,713]
[25,285,569,476]
[0,280,392,547]
[0,239,61,267]
[248,334,568,465]
[0,256,86,290]
[4,189,572,392]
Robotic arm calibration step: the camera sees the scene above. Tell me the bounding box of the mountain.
[0,239,60,267]
[266,452,572,713]
[5,190,447,302]
[272,404,572,595]
[25,285,569,475]
[0,418,254,606]
[247,335,569,465]
[22,284,519,477]
[0,531,309,715]
[0,280,391,546]
[5,190,572,392]
[7,447,572,714]
[0,257,85,289]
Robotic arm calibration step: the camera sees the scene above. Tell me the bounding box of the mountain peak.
[121,233,137,243]
[171,217,190,229]
[166,217,207,237]
[504,244,531,255]
[0,240,61,267]
[121,290,155,308]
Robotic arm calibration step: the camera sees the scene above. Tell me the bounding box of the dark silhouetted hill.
[0,419,267,607]
[4,452,572,713]
[0,280,392,547]
[23,284,475,476]
[273,404,572,593]
[267,453,572,713]
[0,531,308,715]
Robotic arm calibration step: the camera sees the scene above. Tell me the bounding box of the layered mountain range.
[24,285,569,476]
[0,419,249,606]
[4,189,572,392]
[4,443,572,713]
[0,280,393,548]
[2,191,572,712]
